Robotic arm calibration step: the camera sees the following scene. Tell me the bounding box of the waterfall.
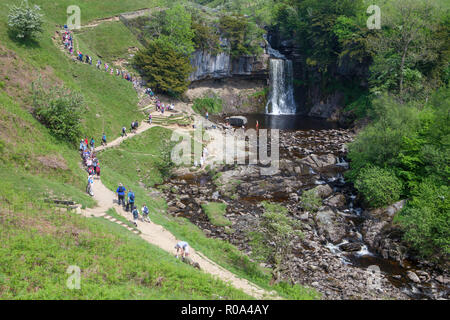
[265,59,297,115]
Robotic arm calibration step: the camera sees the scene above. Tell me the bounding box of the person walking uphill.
[127,189,135,212]
[116,183,126,206]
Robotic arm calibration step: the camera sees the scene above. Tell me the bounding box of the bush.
[192,94,223,115]
[395,180,450,261]
[32,81,83,145]
[8,0,43,40]
[354,166,403,208]
[133,39,193,96]
[300,189,322,213]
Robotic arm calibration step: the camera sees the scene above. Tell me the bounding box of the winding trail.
[82,119,279,300]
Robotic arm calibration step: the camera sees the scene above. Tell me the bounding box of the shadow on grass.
[7,29,41,49]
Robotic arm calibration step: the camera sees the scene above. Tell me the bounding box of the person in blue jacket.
[127,189,135,211]
[116,183,126,206]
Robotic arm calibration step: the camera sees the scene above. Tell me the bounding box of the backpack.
[118,186,124,193]
[129,192,135,201]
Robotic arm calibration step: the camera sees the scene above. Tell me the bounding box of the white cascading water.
[265,58,297,115]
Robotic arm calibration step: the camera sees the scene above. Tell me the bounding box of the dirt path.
[82,118,279,300]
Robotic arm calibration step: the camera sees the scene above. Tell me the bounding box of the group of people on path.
[116,183,150,226]
[80,137,100,196]
[60,26,136,84]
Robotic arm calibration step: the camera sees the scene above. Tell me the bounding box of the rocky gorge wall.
[188,50,270,82]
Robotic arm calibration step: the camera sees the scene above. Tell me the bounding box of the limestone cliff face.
[189,50,270,82]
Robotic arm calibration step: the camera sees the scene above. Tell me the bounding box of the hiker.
[86,175,94,196]
[116,183,126,206]
[101,133,107,146]
[205,111,209,120]
[132,207,139,226]
[122,126,127,137]
[97,60,101,69]
[127,189,135,212]
[79,140,84,152]
[90,137,95,149]
[141,204,150,222]
[256,120,259,131]
[85,54,90,64]
[148,114,152,124]
[174,241,190,259]
[95,164,101,177]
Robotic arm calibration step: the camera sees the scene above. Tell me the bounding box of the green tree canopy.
[134,39,193,96]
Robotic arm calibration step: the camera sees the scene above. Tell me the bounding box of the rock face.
[189,50,269,82]
[361,200,408,262]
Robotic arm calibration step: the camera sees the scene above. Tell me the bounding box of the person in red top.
[84,137,88,146]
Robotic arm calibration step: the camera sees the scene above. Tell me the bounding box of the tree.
[161,4,195,56]
[8,0,44,40]
[248,202,302,283]
[368,0,441,99]
[133,39,193,96]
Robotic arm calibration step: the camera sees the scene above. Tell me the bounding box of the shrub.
[300,189,322,213]
[31,80,83,145]
[354,166,403,208]
[248,202,302,283]
[133,39,193,96]
[192,94,223,115]
[395,180,450,261]
[8,0,43,40]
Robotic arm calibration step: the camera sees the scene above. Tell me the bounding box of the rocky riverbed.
[159,125,449,300]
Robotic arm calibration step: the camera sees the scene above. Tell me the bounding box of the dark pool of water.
[219,114,342,131]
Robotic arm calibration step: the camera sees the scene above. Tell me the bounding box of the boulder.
[315,209,346,244]
[311,184,333,199]
[339,242,362,252]
[325,193,346,207]
[406,271,421,283]
[299,153,336,170]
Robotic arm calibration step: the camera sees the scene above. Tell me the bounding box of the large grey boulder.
[315,209,347,244]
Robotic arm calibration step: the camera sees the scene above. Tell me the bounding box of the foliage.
[300,189,322,212]
[219,14,264,58]
[191,18,221,55]
[354,166,403,208]
[367,0,444,101]
[249,202,302,283]
[192,93,223,115]
[133,39,193,96]
[202,202,231,227]
[160,4,195,56]
[395,180,450,261]
[7,0,43,40]
[348,87,449,258]
[32,80,84,145]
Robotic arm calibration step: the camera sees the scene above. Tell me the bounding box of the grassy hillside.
[0,203,251,299]
[76,21,143,63]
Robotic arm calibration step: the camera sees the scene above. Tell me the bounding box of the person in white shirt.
[174,241,189,258]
